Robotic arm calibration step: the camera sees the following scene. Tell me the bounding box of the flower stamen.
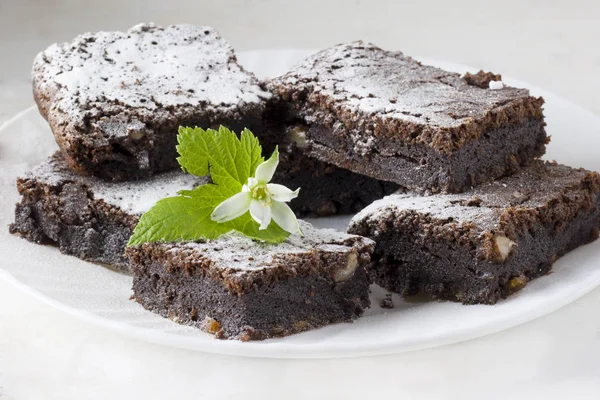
[251,183,268,200]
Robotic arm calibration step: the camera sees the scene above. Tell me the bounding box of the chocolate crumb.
[463,70,502,89]
[380,294,394,309]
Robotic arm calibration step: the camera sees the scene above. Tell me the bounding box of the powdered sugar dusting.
[173,221,372,274]
[26,154,203,215]
[274,41,532,129]
[35,23,270,113]
[350,161,593,234]
[351,192,498,231]
[92,172,201,215]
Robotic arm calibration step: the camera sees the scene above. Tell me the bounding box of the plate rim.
[2,50,600,359]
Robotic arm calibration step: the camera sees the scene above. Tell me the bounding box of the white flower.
[210,148,302,235]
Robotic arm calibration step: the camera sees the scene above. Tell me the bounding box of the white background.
[1,0,600,399]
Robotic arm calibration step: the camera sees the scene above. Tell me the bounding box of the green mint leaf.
[176,126,263,190]
[240,128,264,179]
[128,183,289,246]
[176,126,211,177]
[129,126,292,246]
[127,185,230,246]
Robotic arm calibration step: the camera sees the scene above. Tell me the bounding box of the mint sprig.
[127,126,289,246]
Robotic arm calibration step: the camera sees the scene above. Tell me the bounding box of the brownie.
[263,123,400,216]
[267,41,548,194]
[8,149,383,269]
[125,221,374,341]
[33,23,271,181]
[348,161,600,304]
[9,153,205,271]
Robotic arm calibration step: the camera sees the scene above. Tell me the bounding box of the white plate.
[1,50,600,359]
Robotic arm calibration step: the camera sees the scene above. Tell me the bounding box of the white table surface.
[1,1,600,399]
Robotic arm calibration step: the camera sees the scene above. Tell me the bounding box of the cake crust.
[9,153,204,271]
[33,23,270,181]
[126,221,374,340]
[9,146,393,271]
[348,161,600,304]
[268,42,547,193]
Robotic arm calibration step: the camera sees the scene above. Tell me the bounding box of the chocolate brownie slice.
[264,124,400,216]
[348,161,600,304]
[9,153,205,271]
[268,41,547,193]
[125,221,373,341]
[9,150,380,270]
[33,23,270,181]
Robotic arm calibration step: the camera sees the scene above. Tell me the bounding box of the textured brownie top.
[34,23,269,117]
[269,41,544,154]
[33,23,271,180]
[350,161,600,243]
[21,153,203,215]
[127,221,374,294]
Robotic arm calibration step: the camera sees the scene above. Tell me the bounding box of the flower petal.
[250,199,272,230]
[271,201,302,235]
[211,192,252,223]
[254,146,279,183]
[245,177,258,190]
[267,183,300,203]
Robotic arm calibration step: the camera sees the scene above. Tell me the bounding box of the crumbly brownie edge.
[38,95,267,181]
[126,232,375,295]
[305,92,545,156]
[9,174,137,272]
[348,168,600,304]
[306,117,547,193]
[352,203,600,304]
[127,241,372,340]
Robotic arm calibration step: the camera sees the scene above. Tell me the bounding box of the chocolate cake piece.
[8,150,380,270]
[267,41,547,194]
[33,23,270,181]
[264,124,400,216]
[125,221,373,341]
[348,161,600,304]
[9,153,204,271]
